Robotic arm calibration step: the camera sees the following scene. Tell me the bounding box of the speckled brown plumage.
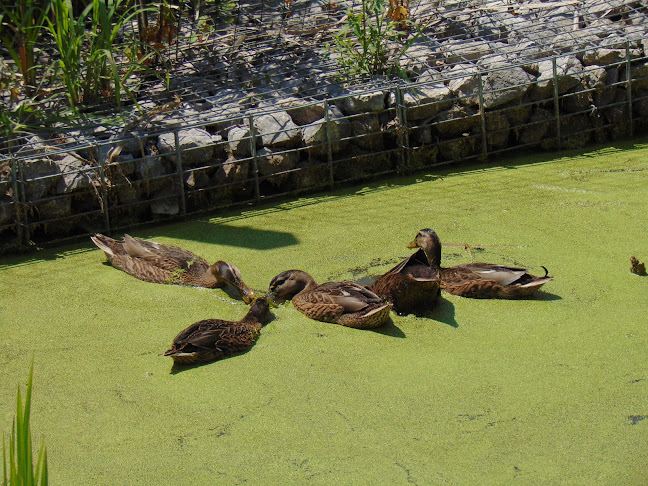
[369,249,441,315]
[630,256,647,276]
[164,297,273,365]
[267,270,391,329]
[407,229,553,299]
[91,234,255,302]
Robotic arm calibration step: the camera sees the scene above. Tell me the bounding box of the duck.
[406,228,553,298]
[368,249,441,315]
[164,296,273,365]
[267,270,391,329]
[90,234,255,303]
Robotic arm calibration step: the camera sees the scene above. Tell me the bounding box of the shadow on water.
[419,297,458,328]
[157,222,299,250]
[533,290,562,301]
[370,317,406,338]
[168,348,259,375]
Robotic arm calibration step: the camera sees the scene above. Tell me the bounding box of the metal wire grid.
[1,0,648,251]
[2,0,646,153]
[1,39,647,252]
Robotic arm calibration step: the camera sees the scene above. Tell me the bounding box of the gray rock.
[20,158,61,201]
[442,39,494,64]
[563,82,593,114]
[302,111,351,158]
[184,169,211,190]
[433,105,480,138]
[447,64,481,106]
[390,83,454,120]
[532,55,584,100]
[158,128,215,167]
[227,126,256,157]
[350,113,383,151]
[631,63,648,90]
[482,64,534,109]
[136,155,167,181]
[214,159,250,189]
[256,147,299,187]
[254,111,302,149]
[269,97,325,126]
[336,89,386,115]
[582,48,626,66]
[54,154,97,194]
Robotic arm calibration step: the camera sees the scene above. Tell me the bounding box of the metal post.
[96,144,111,234]
[17,159,30,244]
[478,72,488,160]
[248,114,260,202]
[625,40,634,137]
[10,158,25,246]
[324,100,334,188]
[174,130,187,215]
[552,57,561,149]
[394,86,406,173]
[395,85,411,173]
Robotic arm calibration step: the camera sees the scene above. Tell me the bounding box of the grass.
[3,363,48,486]
[1,138,647,484]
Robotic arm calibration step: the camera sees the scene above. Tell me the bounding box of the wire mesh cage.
[1,0,647,252]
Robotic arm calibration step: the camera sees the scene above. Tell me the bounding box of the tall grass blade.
[2,363,48,486]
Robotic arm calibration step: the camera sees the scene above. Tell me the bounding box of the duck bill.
[238,284,256,304]
[406,239,418,249]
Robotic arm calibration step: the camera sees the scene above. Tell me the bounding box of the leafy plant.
[330,0,421,81]
[46,0,157,109]
[0,0,50,95]
[2,363,48,486]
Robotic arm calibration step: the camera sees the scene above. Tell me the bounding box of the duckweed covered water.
[1,139,647,484]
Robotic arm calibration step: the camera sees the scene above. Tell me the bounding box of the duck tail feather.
[90,234,114,257]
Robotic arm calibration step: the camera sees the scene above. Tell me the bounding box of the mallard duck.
[90,234,255,303]
[164,296,273,365]
[407,229,553,298]
[368,249,441,315]
[267,270,391,329]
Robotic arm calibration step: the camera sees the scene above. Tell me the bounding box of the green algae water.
[1,139,647,484]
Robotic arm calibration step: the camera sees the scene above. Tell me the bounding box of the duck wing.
[123,235,206,271]
[457,263,528,286]
[312,281,384,312]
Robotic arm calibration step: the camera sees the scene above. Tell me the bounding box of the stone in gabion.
[158,128,215,167]
[433,105,480,138]
[21,158,61,201]
[254,112,302,149]
[350,114,383,151]
[256,147,299,187]
[390,84,454,121]
[54,154,96,194]
[532,56,583,100]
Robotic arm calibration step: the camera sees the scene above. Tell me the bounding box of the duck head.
[267,270,317,303]
[211,261,256,304]
[406,229,442,266]
[245,296,274,325]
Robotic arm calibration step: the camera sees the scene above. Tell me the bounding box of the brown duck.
[407,229,553,298]
[164,297,273,365]
[91,234,255,303]
[369,249,441,315]
[267,270,391,329]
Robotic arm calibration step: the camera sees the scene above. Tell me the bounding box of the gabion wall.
[1,0,648,253]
